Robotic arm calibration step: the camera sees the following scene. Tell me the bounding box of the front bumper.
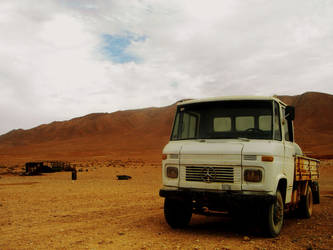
[159,187,276,206]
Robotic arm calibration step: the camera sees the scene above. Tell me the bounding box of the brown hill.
[278,92,333,158]
[0,92,332,163]
[0,105,176,162]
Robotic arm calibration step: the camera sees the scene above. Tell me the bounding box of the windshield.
[171,100,274,140]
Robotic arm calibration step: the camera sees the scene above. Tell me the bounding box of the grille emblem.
[201,167,216,183]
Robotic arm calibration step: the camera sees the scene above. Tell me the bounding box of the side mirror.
[285,106,295,120]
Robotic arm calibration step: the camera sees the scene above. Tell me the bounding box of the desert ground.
[0,159,332,250]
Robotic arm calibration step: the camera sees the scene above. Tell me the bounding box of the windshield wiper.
[238,137,250,142]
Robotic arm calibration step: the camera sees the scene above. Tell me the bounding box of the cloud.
[0,0,333,135]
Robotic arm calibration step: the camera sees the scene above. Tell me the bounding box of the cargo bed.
[295,155,320,181]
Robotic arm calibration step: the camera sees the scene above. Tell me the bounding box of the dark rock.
[117,175,132,180]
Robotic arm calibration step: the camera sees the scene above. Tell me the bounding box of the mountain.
[0,92,332,162]
[0,105,176,162]
[278,92,333,158]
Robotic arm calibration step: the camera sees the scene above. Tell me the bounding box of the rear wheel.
[266,190,284,237]
[312,182,320,204]
[299,185,313,218]
[164,198,192,228]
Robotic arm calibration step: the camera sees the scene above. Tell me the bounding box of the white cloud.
[0,0,333,135]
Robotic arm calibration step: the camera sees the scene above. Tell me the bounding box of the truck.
[159,96,320,237]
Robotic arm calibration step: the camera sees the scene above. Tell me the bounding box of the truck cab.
[159,96,319,237]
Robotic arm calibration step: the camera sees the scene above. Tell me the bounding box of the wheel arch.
[277,178,287,204]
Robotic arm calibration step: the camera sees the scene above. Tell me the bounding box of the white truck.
[159,96,320,237]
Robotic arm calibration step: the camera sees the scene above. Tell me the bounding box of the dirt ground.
[0,160,332,250]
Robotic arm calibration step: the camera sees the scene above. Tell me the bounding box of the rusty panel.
[295,155,320,181]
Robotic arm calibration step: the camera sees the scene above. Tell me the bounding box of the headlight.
[166,166,178,178]
[244,169,262,182]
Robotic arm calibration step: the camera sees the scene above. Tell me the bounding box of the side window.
[274,102,282,141]
[236,116,254,131]
[214,117,231,132]
[282,108,291,142]
[171,113,180,139]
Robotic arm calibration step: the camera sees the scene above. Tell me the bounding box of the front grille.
[185,166,234,183]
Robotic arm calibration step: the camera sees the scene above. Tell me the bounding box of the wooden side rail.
[294,155,320,181]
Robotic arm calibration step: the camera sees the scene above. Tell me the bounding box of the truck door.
[282,106,294,204]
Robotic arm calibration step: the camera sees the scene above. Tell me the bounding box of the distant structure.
[25,161,72,175]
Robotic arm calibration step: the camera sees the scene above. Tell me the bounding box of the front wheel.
[164,198,192,228]
[266,190,284,237]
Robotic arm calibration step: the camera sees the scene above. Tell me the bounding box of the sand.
[0,159,332,250]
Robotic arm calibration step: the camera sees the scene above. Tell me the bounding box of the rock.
[117,175,132,180]
[243,236,250,241]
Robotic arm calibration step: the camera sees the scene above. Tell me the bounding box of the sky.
[0,0,333,135]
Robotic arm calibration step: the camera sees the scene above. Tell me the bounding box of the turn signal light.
[162,154,167,160]
[262,155,274,162]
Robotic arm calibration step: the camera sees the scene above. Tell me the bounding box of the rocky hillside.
[279,92,333,158]
[0,92,332,161]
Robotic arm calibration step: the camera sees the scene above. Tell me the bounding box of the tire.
[266,190,284,237]
[164,198,192,228]
[312,182,320,204]
[299,185,313,218]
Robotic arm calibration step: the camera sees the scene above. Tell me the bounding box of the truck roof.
[177,96,287,106]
